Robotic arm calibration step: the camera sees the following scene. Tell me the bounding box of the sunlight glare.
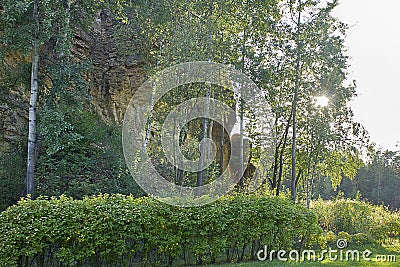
[315,96,329,107]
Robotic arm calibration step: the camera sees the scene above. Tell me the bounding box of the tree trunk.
[197,86,210,194]
[197,2,213,194]
[237,15,247,190]
[238,99,244,189]
[291,0,302,204]
[220,121,225,175]
[276,110,292,196]
[143,89,155,152]
[306,170,315,209]
[26,0,39,198]
[271,117,280,190]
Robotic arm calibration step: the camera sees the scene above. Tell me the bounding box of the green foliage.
[319,150,364,190]
[351,233,372,246]
[324,230,336,245]
[145,83,235,187]
[1,0,369,206]
[38,107,84,156]
[35,109,144,199]
[338,148,400,208]
[0,0,106,59]
[0,194,321,266]
[311,198,400,245]
[0,143,26,211]
[337,231,351,241]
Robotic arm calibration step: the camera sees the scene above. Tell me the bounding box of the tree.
[109,0,366,201]
[337,147,400,208]
[0,0,109,198]
[25,0,39,198]
[290,0,303,203]
[273,0,368,204]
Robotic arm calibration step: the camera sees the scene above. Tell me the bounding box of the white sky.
[332,0,400,151]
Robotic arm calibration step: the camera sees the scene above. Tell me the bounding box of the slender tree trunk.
[306,169,315,209]
[173,115,178,183]
[273,108,293,195]
[220,121,225,175]
[197,2,213,193]
[208,120,214,160]
[237,15,247,190]
[276,110,292,196]
[176,129,187,186]
[143,89,155,152]
[238,99,244,189]
[291,0,302,203]
[197,88,210,191]
[26,0,39,198]
[271,117,280,189]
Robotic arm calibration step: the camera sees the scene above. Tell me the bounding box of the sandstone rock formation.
[79,10,145,124]
[0,10,146,150]
[0,93,28,151]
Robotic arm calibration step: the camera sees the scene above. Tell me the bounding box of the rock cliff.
[0,10,145,150]
[78,10,145,124]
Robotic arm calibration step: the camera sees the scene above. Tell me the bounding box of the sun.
[315,96,329,107]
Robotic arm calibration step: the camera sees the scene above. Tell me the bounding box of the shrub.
[337,231,351,242]
[0,194,321,266]
[351,233,372,246]
[325,231,337,245]
[0,147,25,211]
[311,198,400,245]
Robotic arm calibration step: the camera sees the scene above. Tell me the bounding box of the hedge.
[0,194,321,267]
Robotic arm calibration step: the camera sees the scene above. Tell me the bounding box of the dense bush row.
[311,198,400,245]
[0,194,320,267]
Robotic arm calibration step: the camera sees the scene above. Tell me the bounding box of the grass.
[206,243,400,267]
[208,261,398,266]
[95,241,400,266]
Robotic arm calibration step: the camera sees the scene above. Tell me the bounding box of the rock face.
[0,52,30,151]
[0,94,28,151]
[0,11,146,150]
[74,10,145,124]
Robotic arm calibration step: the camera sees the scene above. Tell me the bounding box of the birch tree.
[25,0,39,197]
